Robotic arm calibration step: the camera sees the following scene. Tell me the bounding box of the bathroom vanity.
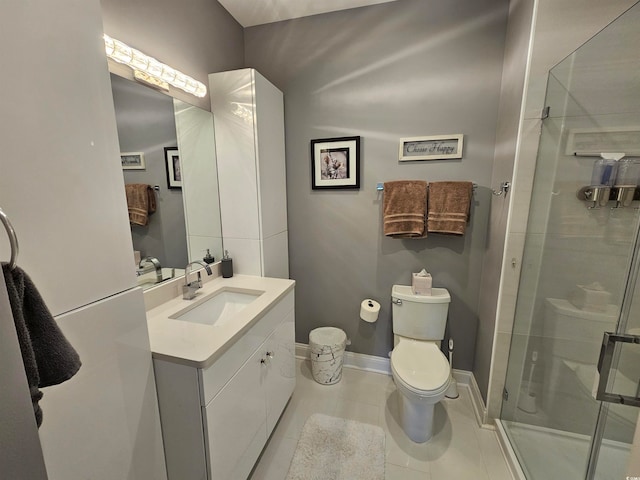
[146,275,296,480]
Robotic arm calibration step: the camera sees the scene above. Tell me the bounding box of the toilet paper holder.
[360,298,381,323]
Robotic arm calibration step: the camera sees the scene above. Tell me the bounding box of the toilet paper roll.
[360,299,380,323]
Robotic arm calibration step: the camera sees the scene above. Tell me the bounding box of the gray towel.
[2,264,81,427]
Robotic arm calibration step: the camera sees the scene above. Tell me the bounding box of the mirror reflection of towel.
[2,264,81,427]
[125,184,157,226]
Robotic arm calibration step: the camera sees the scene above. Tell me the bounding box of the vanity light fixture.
[103,34,207,98]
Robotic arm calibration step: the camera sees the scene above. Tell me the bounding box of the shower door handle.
[595,332,640,407]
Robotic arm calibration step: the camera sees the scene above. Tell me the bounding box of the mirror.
[110,73,223,289]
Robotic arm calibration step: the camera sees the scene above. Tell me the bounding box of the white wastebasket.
[309,327,347,385]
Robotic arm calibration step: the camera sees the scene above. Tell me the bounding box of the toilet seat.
[391,340,450,397]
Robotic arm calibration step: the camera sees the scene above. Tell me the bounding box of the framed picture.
[120,152,145,170]
[399,134,464,161]
[164,147,182,189]
[311,136,360,190]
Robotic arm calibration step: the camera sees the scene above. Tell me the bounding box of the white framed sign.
[399,134,464,161]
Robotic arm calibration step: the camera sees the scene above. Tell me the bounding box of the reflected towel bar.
[0,208,19,269]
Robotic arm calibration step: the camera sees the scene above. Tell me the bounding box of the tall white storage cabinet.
[0,1,167,478]
[209,69,289,279]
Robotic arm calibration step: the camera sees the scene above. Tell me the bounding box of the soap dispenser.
[221,250,233,278]
[203,249,215,264]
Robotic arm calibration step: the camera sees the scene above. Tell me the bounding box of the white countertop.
[146,274,295,369]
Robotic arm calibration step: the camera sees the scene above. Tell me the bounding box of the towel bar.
[0,208,19,270]
[376,182,478,192]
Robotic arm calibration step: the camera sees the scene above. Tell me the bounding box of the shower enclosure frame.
[496,2,640,479]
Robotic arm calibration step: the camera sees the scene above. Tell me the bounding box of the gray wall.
[100,0,245,111]
[474,0,535,400]
[111,74,188,268]
[245,0,509,369]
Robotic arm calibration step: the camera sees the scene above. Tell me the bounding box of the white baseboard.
[468,372,491,429]
[296,341,491,430]
[296,342,391,375]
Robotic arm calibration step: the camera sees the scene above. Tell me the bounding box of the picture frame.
[311,136,360,190]
[120,152,145,170]
[564,126,640,156]
[164,147,182,189]
[399,134,464,161]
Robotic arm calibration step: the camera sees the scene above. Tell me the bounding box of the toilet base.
[398,392,436,443]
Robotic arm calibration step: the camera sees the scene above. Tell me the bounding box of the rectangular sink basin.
[169,288,263,327]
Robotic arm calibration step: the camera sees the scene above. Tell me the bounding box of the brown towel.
[383,180,428,238]
[427,181,473,235]
[3,264,81,427]
[125,184,156,226]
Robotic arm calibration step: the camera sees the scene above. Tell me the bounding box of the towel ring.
[0,208,19,269]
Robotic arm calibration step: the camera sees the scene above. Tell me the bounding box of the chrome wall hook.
[492,181,511,196]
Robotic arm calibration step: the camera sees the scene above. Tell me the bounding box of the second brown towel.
[427,181,473,235]
[383,180,428,238]
[125,184,157,226]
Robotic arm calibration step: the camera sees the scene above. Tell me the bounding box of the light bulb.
[160,66,177,83]
[104,35,115,56]
[103,35,207,98]
[130,49,149,71]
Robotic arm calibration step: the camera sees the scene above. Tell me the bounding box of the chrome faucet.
[138,256,162,283]
[183,261,213,300]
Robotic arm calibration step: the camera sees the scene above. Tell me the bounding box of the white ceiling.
[217,0,401,27]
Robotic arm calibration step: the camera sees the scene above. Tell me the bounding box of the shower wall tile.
[511,233,545,337]
[498,332,533,423]
[522,0,638,119]
[486,331,513,421]
[537,233,632,307]
[521,117,564,237]
[495,232,525,335]
[508,118,541,235]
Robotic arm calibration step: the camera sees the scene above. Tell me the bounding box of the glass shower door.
[589,253,640,479]
[499,2,640,479]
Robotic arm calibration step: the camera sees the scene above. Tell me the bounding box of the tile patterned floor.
[249,359,514,480]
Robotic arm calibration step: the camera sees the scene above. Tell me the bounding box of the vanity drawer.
[199,290,294,405]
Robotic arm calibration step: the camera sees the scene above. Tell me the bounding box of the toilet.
[390,284,452,443]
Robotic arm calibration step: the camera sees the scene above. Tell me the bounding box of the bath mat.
[285,413,385,480]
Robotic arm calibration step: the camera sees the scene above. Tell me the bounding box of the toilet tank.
[391,285,450,340]
[543,298,618,363]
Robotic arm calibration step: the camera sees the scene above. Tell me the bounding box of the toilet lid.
[391,341,450,392]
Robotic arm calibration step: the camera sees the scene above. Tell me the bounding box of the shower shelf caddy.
[577,185,640,209]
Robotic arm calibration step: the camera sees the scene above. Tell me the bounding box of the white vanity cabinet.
[153,289,295,480]
[265,313,296,433]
